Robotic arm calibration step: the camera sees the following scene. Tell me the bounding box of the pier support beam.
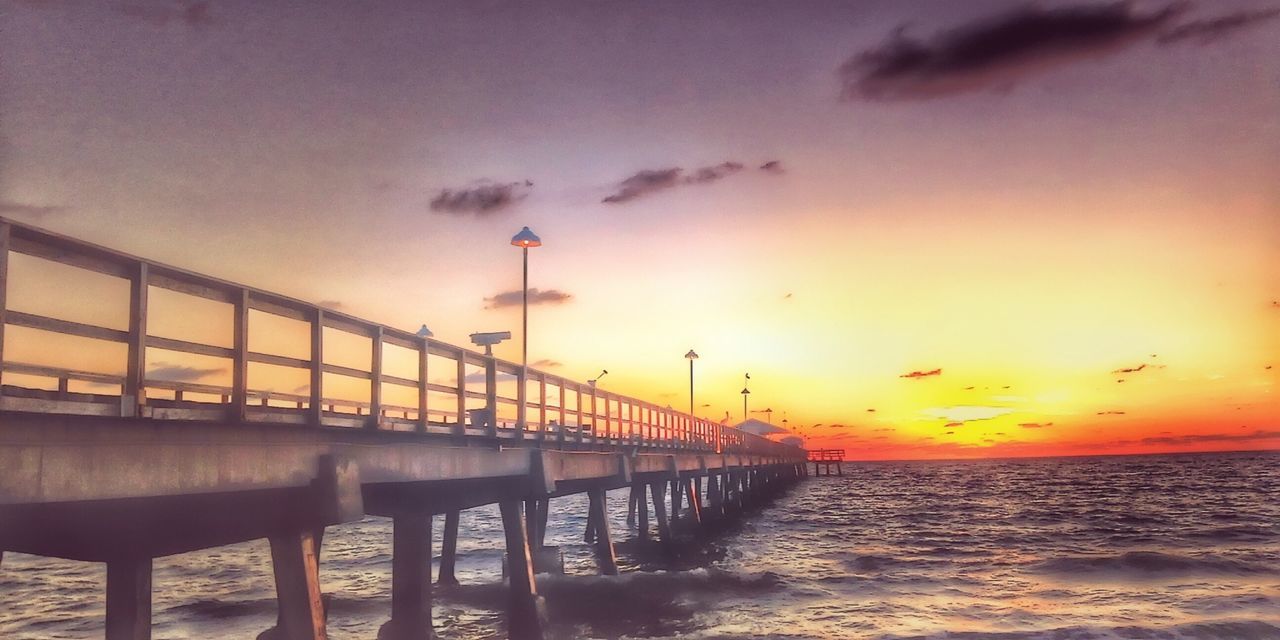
[378,515,436,640]
[636,484,650,538]
[683,478,701,526]
[106,557,152,640]
[499,501,548,640]
[587,489,618,575]
[669,479,682,522]
[265,530,327,640]
[438,511,460,587]
[649,482,671,542]
[626,486,638,527]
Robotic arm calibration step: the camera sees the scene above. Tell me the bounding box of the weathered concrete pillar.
[669,479,682,522]
[378,515,435,640]
[706,475,721,518]
[626,486,639,526]
[649,482,672,542]
[524,499,541,550]
[587,489,618,575]
[499,501,548,640]
[438,511,461,586]
[106,557,152,640]
[684,478,701,525]
[265,530,327,640]
[637,484,650,538]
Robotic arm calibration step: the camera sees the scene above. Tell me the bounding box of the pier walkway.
[0,218,808,640]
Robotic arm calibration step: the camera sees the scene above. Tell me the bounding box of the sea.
[2,450,1278,639]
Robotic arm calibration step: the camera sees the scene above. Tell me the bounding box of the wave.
[883,620,1280,640]
[1034,551,1276,578]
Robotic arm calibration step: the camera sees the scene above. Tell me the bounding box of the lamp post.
[740,372,751,421]
[685,350,698,416]
[510,226,541,431]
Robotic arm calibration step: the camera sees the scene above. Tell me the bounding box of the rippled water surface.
[3,451,1279,639]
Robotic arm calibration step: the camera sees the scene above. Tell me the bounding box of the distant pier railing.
[808,448,845,476]
[0,217,797,457]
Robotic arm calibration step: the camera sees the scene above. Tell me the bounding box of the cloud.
[430,180,532,216]
[1019,422,1054,429]
[602,160,780,204]
[1157,7,1280,44]
[921,405,1013,422]
[484,287,573,309]
[1139,430,1280,445]
[839,2,1183,101]
[945,422,963,428]
[115,1,214,28]
[148,362,223,382]
[900,368,942,379]
[1112,364,1146,373]
[532,359,562,368]
[0,201,66,218]
[1096,410,1126,415]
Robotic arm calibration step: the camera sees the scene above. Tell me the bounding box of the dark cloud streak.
[1157,7,1280,44]
[430,180,532,216]
[484,288,573,309]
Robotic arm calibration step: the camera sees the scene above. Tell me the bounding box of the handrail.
[0,217,804,458]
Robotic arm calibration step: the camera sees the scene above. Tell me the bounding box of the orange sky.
[2,1,1278,459]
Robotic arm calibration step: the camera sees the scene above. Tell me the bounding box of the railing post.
[454,351,467,437]
[537,375,547,439]
[558,382,566,433]
[417,338,429,433]
[231,289,248,419]
[368,325,382,429]
[123,262,148,418]
[308,308,323,426]
[0,222,9,391]
[589,387,597,441]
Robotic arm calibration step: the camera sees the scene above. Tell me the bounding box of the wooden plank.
[246,294,309,322]
[381,327,419,350]
[6,310,129,342]
[2,361,124,385]
[309,308,323,425]
[369,325,383,429]
[250,351,311,370]
[381,373,417,388]
[147,268,236,303]
[322,312,378,338]
[322,362,371,380]
[7,234,132,279]
[0,222,8,390]
[124,262,148,417]
[231,289,248,421]
[145,335,234,359]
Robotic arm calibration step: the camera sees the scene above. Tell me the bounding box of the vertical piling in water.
[649,482,672,542]
[498,501,548,640]
[626,486,638,526]
[637,484,650,538]
[587,488,618,575]
[378,515,435,640]
[264,530,327,640]
[105,557,152,640]
[438,511,460,587]
[683,478,702,526]
[669,479,682,523]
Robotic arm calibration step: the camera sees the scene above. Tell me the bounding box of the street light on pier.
[588,369,608,388]
[741,372,751,421]
[685,350,699,416]
[510,226,541,431]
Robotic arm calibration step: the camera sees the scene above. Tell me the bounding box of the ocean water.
[2,451,1278,639]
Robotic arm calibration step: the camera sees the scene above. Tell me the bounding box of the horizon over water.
[2,449,1278,639]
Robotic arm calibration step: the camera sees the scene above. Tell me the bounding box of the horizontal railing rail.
[0,217,802,458]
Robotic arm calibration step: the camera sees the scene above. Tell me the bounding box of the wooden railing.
[807,449,845,462]
[0,217,801,458]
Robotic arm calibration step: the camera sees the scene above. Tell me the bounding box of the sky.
[2,0,1278,460]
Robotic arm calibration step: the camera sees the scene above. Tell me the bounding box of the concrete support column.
[669,479,682,522]
[587,489,618,575]
[379,515,436,640]
[649,482,672,542]
[626,486,639,527]
[684,478,702,526]
[106,557,152,640]
[438,511,461,586]
[498,501,548,640]
[265,530,327,640]
[636,484,650,538]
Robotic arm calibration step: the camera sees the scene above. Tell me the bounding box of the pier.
[0,218,808,640]
[808,449,845,476]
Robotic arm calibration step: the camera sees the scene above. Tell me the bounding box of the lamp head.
[510,226,542,248]
[685,350,699,360]
[415,324,434,338]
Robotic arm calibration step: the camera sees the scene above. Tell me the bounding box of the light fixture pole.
[740,372,751,421]
[510,226,541,431]
[685,350,699,416]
